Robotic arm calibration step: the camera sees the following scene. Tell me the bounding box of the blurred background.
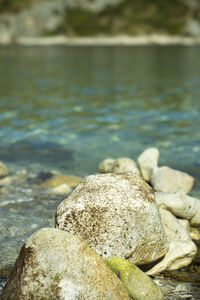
[0,0,200,42]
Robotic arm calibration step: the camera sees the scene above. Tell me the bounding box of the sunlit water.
[0,45,200,297]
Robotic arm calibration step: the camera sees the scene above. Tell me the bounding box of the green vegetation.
[63,0,190,36]
[0,0,198,36]
[0,0,35,13]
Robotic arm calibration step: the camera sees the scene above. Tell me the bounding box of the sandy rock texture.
[1,228,130,300]
[56,173,168,265]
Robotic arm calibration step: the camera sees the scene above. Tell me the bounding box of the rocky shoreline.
[1,35,200,46]
[1,148,200,299]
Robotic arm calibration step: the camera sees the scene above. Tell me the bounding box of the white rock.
[112,157,140,175]
[155,190,200,225]
[147,208,197,275]
[98,158,115,173]
[151,166,194,193]
[1,228,130,300]
[56,173,168,265]
[137,148,159,181]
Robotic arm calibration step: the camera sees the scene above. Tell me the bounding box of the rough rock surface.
[0,161,8,178]
[147,208,197,275]
[1,228,130,300]
[112,157,140,175]
[56,173,168,265]
[151,166,194,193]
[106,257,163,300]
[137,147,159,181]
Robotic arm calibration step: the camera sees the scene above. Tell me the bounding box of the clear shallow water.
[0,46,200,178]
[0,45,200,297]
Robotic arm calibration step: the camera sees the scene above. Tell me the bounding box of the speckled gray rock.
[151,166,194,193]
[112,157,140,175]
[98,158,115,173]
[137,148,159,181]
[1,228,130,300]
[56,173,168,265]
[0,161,8,178]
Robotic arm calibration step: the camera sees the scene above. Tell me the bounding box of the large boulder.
[1,228,130,300]
[150,166,194,193]
[56,173,168,265]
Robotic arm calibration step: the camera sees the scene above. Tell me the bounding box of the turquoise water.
[0,46,200,297]
[0,46,200,181]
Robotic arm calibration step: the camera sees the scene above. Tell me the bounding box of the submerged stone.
[1,228,130,300]
[40,174,82,188]
[56,173,168,265]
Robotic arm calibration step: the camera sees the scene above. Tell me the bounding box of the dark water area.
[0,45,200,298]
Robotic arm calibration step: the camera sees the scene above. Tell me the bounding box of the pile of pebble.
[1,148,200,300]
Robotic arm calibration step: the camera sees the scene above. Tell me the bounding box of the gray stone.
[1,228,130,300]
[151,166,194,193]
[56,173,168,265]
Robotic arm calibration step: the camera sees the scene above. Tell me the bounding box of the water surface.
[0,45,200,297]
